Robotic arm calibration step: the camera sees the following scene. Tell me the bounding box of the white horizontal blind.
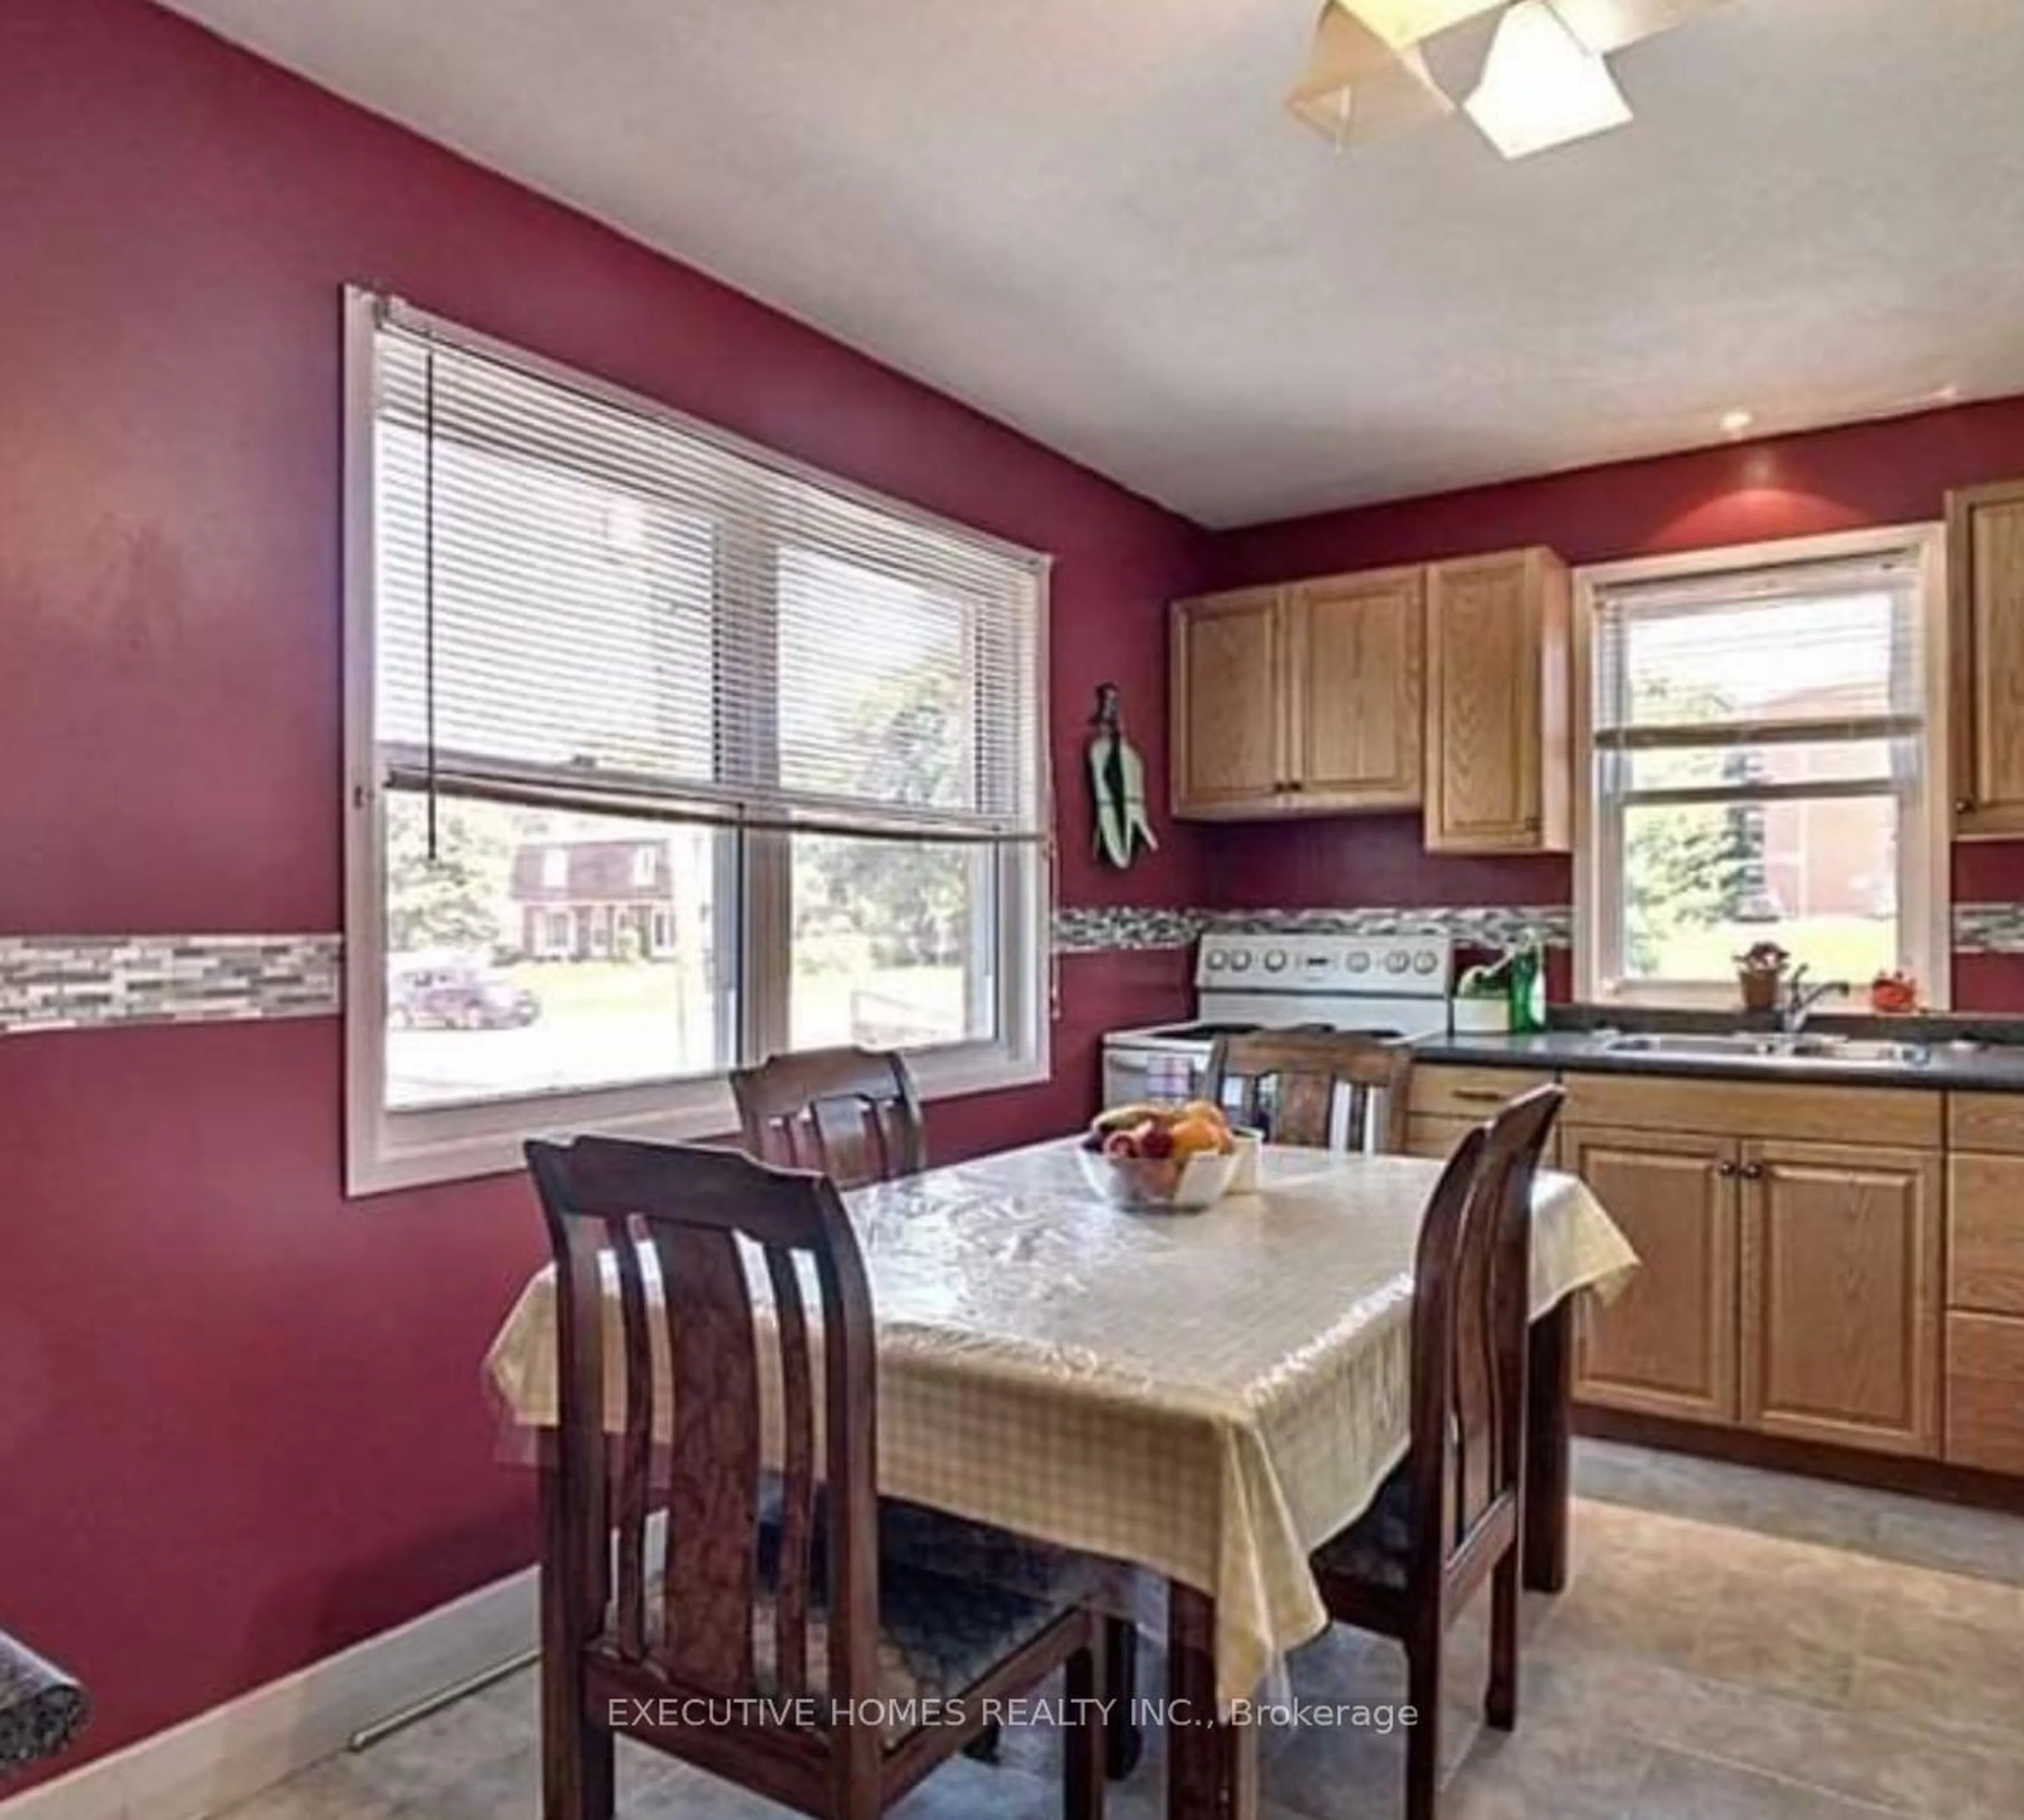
[1591,549,1925,807]
[371,303,1046,842]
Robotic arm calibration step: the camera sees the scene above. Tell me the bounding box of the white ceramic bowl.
[1226,1128,1263,1194]
[1077,1144,1241,1212]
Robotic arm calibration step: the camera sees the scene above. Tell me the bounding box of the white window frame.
[342,290,1052,1195]
[1572,524,1950,1010]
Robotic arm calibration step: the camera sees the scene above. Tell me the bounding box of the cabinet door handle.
[1740,1162,1766,1181]
[1956,797,1975,815]
[1716,1161,1738,1179]
[1449,1089,1510,1105]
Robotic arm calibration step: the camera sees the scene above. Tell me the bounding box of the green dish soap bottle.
[1505,934,1545,1035]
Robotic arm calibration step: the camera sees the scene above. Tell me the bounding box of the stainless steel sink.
[1601,1033,1791,1058]
[1784,1036,1932,1066]
[1600,1031,1930,1067]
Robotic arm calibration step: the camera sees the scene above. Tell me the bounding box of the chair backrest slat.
[733,1047,927,1190]
[655,1221,764,1690]
[550,1209,613,1632]
[1206,1031,1415,1152]
[526,1137,879,1722]
[610,1215,654,1662]
[762,1243,816,1701]
[1405,1085,1565,1572]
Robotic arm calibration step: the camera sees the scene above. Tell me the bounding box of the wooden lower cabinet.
[1405,1113,1474,1161]
[1737,1142,1943,1457]
[1404,1067,1562,1163]
[1946,1312,2024,1474]
[1410,1065,1556,1120]
[1564,1125,1739,1426]
[1949,1152,2024,1314]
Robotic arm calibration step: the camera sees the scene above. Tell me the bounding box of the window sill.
[1583,979,1954,1016]
[346,1042,1052,1198]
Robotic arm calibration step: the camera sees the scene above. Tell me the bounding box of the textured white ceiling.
[155,0,2024,527]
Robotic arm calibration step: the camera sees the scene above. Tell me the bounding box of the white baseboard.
[0,1566,538,1820]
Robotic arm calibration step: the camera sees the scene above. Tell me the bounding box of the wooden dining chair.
[1206,1029,1415,1152]
[525,1136,1107,1820]
[1307,1084,1565,1820]
[732,1043,1145,1780]
[732,1046,927,1190]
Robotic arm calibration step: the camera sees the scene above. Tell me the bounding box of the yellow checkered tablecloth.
[484,1140,1637,1702]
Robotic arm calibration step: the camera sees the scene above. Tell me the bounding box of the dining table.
[485,1136,1638,1820]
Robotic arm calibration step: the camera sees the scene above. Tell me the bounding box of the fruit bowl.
[1077,1143,1241,1212]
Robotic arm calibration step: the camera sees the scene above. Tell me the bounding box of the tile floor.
[225,1443,2024,1820]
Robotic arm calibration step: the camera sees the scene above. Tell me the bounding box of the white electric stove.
[1101,930,1454,1112]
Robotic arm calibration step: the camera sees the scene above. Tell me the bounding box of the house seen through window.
[347,293,1048,1191]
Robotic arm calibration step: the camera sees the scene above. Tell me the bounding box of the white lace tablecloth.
[485,1139,1637,1702]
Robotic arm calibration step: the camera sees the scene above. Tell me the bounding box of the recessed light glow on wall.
[1464,0,1633,159]
[1720,408,1756,436]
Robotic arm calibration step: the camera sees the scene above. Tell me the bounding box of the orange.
[1168,1114,1229,1160]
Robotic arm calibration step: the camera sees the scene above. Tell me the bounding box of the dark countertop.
[1410,1028,2024,1094]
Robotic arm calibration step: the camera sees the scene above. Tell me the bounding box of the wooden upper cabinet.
[1738,1141,1942,1458]
[1949,480,2024,838]
[1170,587,1282,813]
[1170,569,1426,820]
[1565,1124,1740,1427]
[1285,567,1425,812]
[1424,548,1572,853]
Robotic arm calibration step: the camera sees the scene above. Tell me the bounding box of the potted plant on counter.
[1734,940,1792,1014]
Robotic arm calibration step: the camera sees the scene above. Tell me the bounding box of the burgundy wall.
[1208,400,2024,1008]
[17,0,2024,1787]
[0,0,1206,1776]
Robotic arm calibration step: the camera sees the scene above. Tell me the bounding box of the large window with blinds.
[342,292,1049,1192]
[1575,528,1948,1006]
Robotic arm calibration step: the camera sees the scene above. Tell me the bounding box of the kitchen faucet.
[1780,965,1847,1036]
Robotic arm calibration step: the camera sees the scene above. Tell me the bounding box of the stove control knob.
[1346,951,1372,974]
[1229,950,1253,973]
[1205,949,1228,971]
[1413,952,1441,975]
[1385,951,1411,975]
[1263,949,1289,972]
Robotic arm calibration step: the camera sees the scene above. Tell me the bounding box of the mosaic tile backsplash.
[1060,904,2024,957]
[1051,904,1575,952]
[1954,904,2024,954]
[4,904,2023,1034]
[1050,907,1204,952]
[0,935,342,1034]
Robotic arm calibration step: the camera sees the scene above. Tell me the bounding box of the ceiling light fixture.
[1720,408,1755,437]
[1539,0,1729,55]
[1287,4,1455,150]
[1332,0,1504,50]
[1464,0,1633,159]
